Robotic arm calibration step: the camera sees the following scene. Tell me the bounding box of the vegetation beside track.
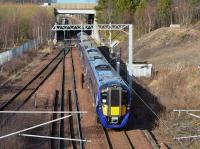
[0,45,52,88]
[0,3,54,51]
[133,23,200,148]
[96,0,200,37]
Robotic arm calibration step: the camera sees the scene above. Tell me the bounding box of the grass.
[137,65,200,148]
[153,111,200,149]
[0,45,50,85]
[132,23,200,148]
[148,66,200,109]
[0,50,36,81]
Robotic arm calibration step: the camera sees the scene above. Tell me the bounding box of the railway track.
[50,48,69,149]
[100,93,159,148]
[103,124,159,149]
[103,128,134,149]
[67,90,77,149]
[70,48,84,149]
[50,45,84,149]
[0,48,69,126]
[59,49,66,149]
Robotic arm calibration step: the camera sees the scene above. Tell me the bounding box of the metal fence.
[0,40,37,66]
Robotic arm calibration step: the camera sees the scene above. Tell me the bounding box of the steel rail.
[123,131,135,149]
[102,128,113,149]
[68,90,77,149]
[59,48,66,149]
[51,90,59,149]
[102,128,134,149]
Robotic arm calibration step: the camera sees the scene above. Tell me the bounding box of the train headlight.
[102,99,106,103]
[127,105,131,111]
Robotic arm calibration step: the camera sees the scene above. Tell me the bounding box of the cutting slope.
[134,23,200,108]
[134,26,200,69]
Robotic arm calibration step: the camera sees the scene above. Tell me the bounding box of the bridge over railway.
[51,3,97,10]
[51,3,100,43]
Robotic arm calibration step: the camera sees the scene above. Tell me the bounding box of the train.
[77,32,131,129]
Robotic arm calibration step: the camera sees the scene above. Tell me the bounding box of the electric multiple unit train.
[77,32,131,128]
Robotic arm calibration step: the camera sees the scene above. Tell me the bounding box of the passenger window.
[94,56,102,60]
[87,49,98,54]
[95,65,111,71]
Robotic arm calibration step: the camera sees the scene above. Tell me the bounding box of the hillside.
[133,23,200,109]
[134,26,200,69]
[133,23,200,148]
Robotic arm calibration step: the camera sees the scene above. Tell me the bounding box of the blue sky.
[57,0,97,3]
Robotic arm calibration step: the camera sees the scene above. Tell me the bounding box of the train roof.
[85,47,127,88]
[78,32,129,89]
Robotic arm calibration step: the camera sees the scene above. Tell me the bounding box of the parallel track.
[59,49,66,149]
[68,90,77,149]
[50,45,83,149]
[71,48,84,149]
[0,49,65,111]
[50,48,71,149]
[51,90,59,148]
[0,48,68,127]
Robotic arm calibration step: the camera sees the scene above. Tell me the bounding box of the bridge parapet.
[51,3,97,10]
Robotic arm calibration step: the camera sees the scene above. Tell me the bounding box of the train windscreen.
[110,89,120,106]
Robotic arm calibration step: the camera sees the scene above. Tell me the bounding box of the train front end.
[96,82,131,129]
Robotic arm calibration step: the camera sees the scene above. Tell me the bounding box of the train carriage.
[77,33,131,128]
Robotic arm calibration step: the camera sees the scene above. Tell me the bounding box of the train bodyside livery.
[77,32,131,129]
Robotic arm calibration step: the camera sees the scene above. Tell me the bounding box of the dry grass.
[132,22,200,148]
[148,66,200,109]
[139,66,200,148]
[134,26,200,68]
[0,113,51,149]
[153,111,200,149]
[0,49,38,84]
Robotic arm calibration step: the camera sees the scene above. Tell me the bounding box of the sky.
[57,0,97,3]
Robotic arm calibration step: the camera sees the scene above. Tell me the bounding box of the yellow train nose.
[102,105,126,116]
[111,107,120,116]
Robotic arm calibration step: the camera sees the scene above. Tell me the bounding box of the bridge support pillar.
[91,14,100,44]
[53,23,58,45]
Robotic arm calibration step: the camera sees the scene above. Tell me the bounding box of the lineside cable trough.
[0,111,90,143]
